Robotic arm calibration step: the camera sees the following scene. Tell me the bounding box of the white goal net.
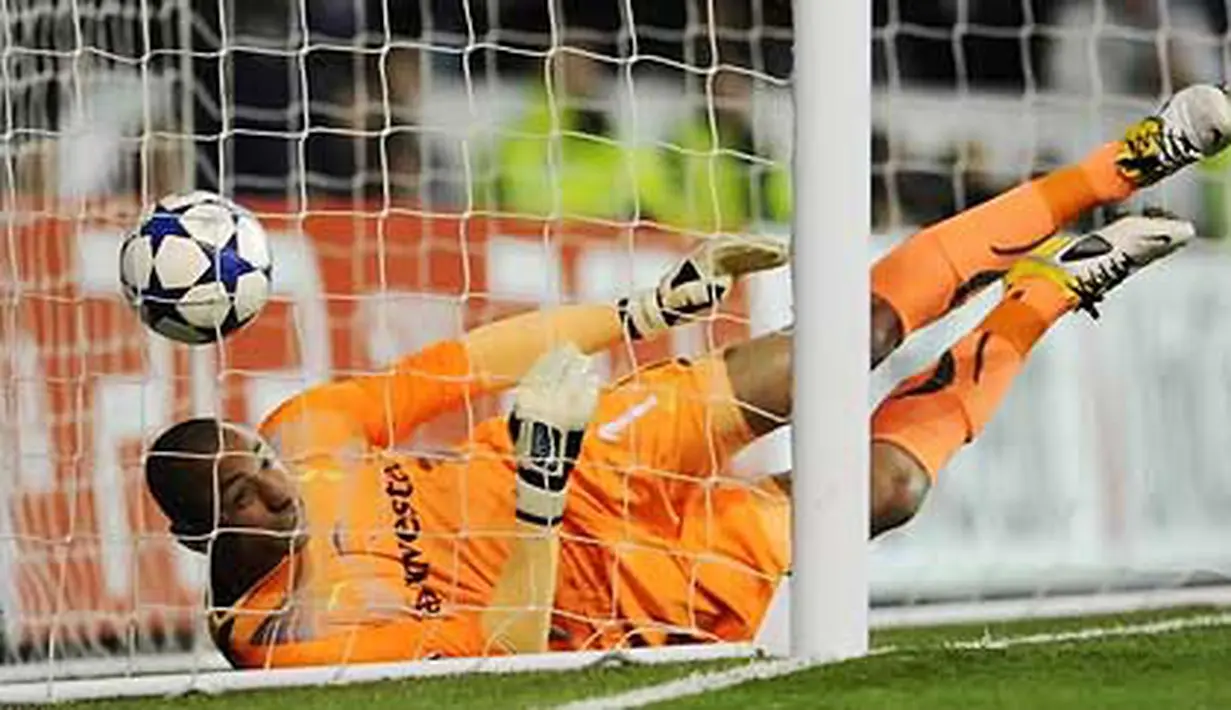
[2,0,1231,702]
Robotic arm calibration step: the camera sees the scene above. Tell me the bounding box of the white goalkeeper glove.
[507,344,600,528]
[617,234,788,341]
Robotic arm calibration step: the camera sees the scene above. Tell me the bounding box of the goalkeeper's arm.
[481,345,598,655]
[463,234,787,392]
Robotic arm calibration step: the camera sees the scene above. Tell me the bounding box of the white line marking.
[551,658,817,710]
[944,611,1231,651]
[555,612,1231,710]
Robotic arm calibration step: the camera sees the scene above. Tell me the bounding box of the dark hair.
[146,418,228,539]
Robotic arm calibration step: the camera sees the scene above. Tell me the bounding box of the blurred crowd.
[203,0,796,233]
[209,0,1231,235]
[8,0,1231,235]
[879,0,1227,95]
[877,0,1231,233]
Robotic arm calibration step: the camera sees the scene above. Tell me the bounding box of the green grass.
[32,606,1231,710]
[666,614,1231,709]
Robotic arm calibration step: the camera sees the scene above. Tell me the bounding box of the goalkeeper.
[145,84,1231,666]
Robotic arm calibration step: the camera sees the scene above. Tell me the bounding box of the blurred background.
[4,0,1231,674]
[9,0,1231,234]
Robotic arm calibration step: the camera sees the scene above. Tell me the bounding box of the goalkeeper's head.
[145,418,302,555]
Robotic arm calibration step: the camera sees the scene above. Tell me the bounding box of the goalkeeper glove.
[617,234,788,341]
[507,344,600,527]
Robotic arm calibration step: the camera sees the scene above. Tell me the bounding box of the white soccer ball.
[119,191,273,345]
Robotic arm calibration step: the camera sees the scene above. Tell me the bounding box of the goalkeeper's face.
[212,424,301,537]
[146,419,302,552]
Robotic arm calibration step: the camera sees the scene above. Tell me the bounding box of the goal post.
[790,0,871,660]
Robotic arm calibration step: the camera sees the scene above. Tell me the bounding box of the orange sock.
[871,277,1076,480]
[872,142,1134,337]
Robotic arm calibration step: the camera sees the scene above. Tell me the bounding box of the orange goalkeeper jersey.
[209,339,514,666]
[209,340,788,668]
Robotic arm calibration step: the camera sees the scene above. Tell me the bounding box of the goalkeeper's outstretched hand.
[507,343,600,528]
[618,234,788,341]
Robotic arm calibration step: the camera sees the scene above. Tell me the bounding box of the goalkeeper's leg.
[870,84,1231,367]
[733,213,1191,536]
[865,275,1075,535]
[734,282,1112,537]
[721,331,938,536]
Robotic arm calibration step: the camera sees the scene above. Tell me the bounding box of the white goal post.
[790,0,870,660]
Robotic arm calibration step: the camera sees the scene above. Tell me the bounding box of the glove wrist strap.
[508,412,583,527]
[515,476,567,526]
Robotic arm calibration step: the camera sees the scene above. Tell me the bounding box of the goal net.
[1,0,1229,701]
[0,0,796,698]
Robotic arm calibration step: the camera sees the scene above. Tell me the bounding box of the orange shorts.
[548,358,790,651]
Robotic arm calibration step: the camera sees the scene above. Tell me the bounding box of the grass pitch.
[51,607,1231,710]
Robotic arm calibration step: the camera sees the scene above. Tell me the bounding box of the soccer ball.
[119,191,272,345]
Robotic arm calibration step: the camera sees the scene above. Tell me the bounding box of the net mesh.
[3,0,1231,693]
[0,0,791,682]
